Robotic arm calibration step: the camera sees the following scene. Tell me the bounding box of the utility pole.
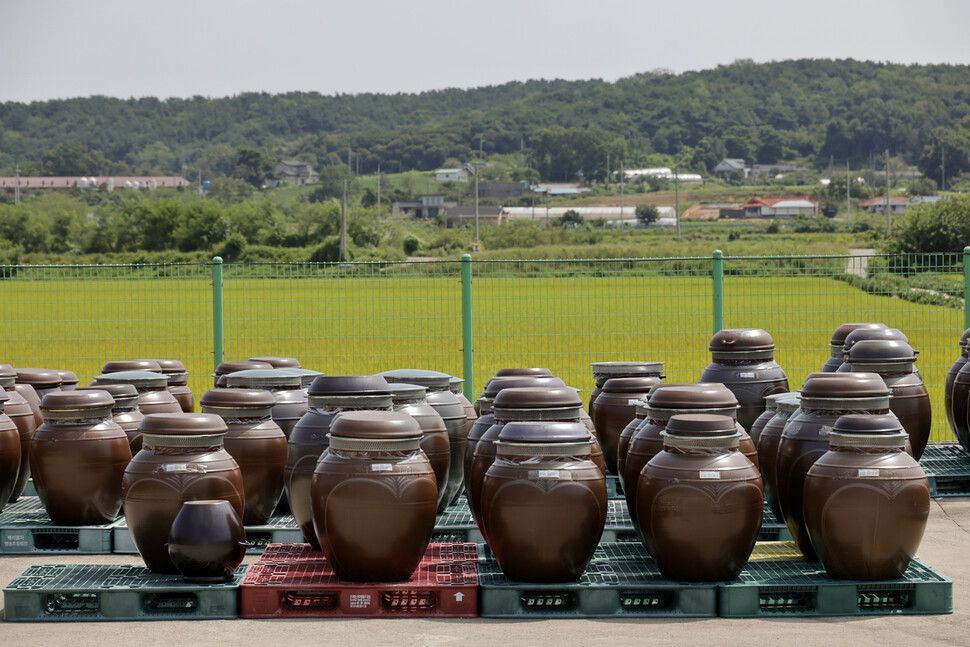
[619,162,625,228]
[14,161,20,205]
[348,144,352,174]
[474,166,479,246]
[675,166,681,237]
[885,149,891,238]
[340,180,348,261]
[942,143,946,191]
[606,152,610,189]
[846,160,851,228]
[376,164,381,216]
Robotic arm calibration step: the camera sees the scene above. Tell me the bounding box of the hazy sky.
[3,0,970,102]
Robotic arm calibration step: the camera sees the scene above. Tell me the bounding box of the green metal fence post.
[212,256,225,371]
[965,246,970,330]
[461,253,474,397]
[712,249,724,333]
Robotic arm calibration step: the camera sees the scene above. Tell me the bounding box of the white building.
[434,168,468,183]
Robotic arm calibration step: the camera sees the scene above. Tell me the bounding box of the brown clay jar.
[450,377,479,463]
[775,372,892,561]
[122,413,244,574]
[480,368,555,412]
[836,327,916,376]
[15,368,62,429]
[591,376,662,475]
[616,397,649,487]
[226,369,308,438]
[804,414,930,580]
[135,359,194,413]
[588,361,664,424]
[388,382,452,510]
[201,388,288,525]
[213,360,272,387]
[0,366,36,502]
[93,370,182,415]
[749,392,789,448]
[249,356,302,369]
[845,339,931,460]
[285,375,392,549]
[637,414,763,581]
[482,421,607,583]
[821,323,887,373]
[78,384,145,454]
[0,392,21,511]
[953,362,970,453]
[311,410,437,582]
[699,328,790,433]
[758,394,801,522]
[56,371,78,391]
[31,390,131,525]
[168,499,248,583]
[945,328,970,450]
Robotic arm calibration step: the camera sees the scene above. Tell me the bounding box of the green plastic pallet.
[113,516,304,555]
[719,559,952,617]
[759,502,793,542]
[3,564,248,621]
[919,443,970,497]
[605,475,624,499]
[478,543,717,618]
[0,497,116,554]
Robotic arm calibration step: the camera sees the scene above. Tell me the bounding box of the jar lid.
[77,384,139,405]
[226,369,302,388]
[15,368,62,387]
[799,372,889,398]
[138,413,228,436]
[665,413,738,437]
[248,356,302,369]
[845,339,917,365]
[647,383,738,409]
[388,382,427,400]
[961,328,970,349]
[842,327,908,352]
[56,370,78,386]
[590,361,664,378]
[329,410,423,440]
[40,389,115,412]
[200,387,277,409]
[496,420,591,443]
[378,369,452,390]
[425,390,467,420]
[449,376,464,394]
[0,390,8,404]
[494,367,554,377]
[829,322,887,346]
[831,413,904,435]
[101,360,162,374]
[776,395,802,414]
[94,370,169,388]
[763,392,790,411]
[308,374,390,396]
[133,359,187,374]
[482,376,566,398]
[602,376,663,394]
[709,328,775,353]
[214,360,273,376]
[0,375,14,389]
[493,387,581,409]
[0,364,15,379]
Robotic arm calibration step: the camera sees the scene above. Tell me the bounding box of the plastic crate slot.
[620,590,675,610]
[33,531,80,550]
[142,592,199,613]
[45,593,99,614]
[934,479,970,494]
[431,532,466,544]
[759,588,816,613]
[614,531,640,543]
[282,590,338,609]
[247,532,273,549]
[521,592,576,610]
[858,588,914,610]
[382,590,437,611]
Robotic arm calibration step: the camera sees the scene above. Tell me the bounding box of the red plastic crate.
[240,543,479,618]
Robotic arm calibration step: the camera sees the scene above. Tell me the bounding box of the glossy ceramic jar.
[623,383,757,530]
[212,360,272,387]
[588,362,664,423]
[226,369,308,438]
[844,339,931,460]
[836,327,913,374]
[93,370,182,415]
[945,328,970,449]
[821,323,887,373]
[758,394,801,521]
[168,500,248,583]
[78,384,145,454]
[285,375,392,549]
[388,382,451,510]
[0,392,21,511]
[591,376,662,475]
[201,388,287,524]
[749,392,789,448]
[249,356,302,369]
[122,413,244,574]
[637,414,763,581]
[803,414,930,580]
[55,371,78,391]
[616,397,649,489]
[0,366,36,502]
[775,372,892,561]
[699,328,789,433]
[450,376,478,441]
[480,368,555,413]
[102,360,162,374]
[134,359,194,413]
[482,421,607,582]
[31,390,131,525]
[15,368,62,429]
[312,411,437,582]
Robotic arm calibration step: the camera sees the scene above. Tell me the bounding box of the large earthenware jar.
[482,421,607,582]
[844,339,931,460]
[775,372,892,561]
[311,411,437,582]
[55,371,78,391]
[168,499,248,583]
[803,414,930,580]
[285,375,392,549]
[93,370,182,415]
[212,360,272,388]
[122,413,244,574]
[0,366,36,502]
[15,368,62,429]
[226,369,307,438]
[945,328,970,448]
[201,388,287,524]
[699,328,789,433]
[249,356,302,369]
[623,383,757,530]
[953,361,970,453]
[617,397,649,488]
[591,376,662,475]
[588,362,664,423]
[821,323,887,373]
[134,359,194,413]
[638,414,763,581]
[450,376,479,455]
[835,327,913,374]
[758,394,801,521]
[388,382,451,510]
[0,392,21,511]
[78,384,145,454]
[749,392,789,448]
[31,390,131,525]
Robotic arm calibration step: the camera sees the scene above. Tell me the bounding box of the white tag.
[371,464,392,472]
[628,399,641,406]
[537,470,561,479]
[820,425,833,436]
[699,471,721,479]
[739,372,755,378]
[164,463,188,472]
[859,469,879,477]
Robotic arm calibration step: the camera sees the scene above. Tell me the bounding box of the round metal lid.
[94,371,168,388]
[388,382,427,400]
[492,386,582,409]
[842,327,908,351]
[101,360,162,374]
[496,420,591,443]
[665,413,738,437]
[647,383,738,409]
[214,360,273,376]
[602,376,663,394]
[763,392,790,411]
[709,328,775,353]
[377,369,452,390]
[493,367,554,378]
[56,370,78,385]
[40,389,114,412]
[449,376,464,394]
[133,359,187,374]
[329,410,423,439]
[225,369,302,388]
[0,364,15,379]
[200,388,277,409]
[830,322,887,346]
[590,361,664,378]
[831,413,905,435]
[15,368,62,386]
[308,374,390,396]
[249,356,302,369]
[845,339,917,364]
[799,372,889,398]
[138,413,228,436]
[961,328,970,348]
[482,376,566,398]
[77,384,139,400]
[776,395,802,414]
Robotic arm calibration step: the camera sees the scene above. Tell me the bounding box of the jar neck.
[44,413,113,426]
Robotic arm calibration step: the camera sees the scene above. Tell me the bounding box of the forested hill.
[2,59,969,183]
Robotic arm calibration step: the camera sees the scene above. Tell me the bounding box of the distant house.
[859,196,909,214]
[392,195,456,219]
[434,168,468,183]
[736,196,818,218]
[713,159,747,177]
[274,160,318,185]
[479,182,527,200]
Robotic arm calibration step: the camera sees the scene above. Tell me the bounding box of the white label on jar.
[537,470,561,479]
[739,372,756,378]
[699,471,721,479]
[820,425,833,436]
[628,399,641,406]
[371,464,392,472]
[859,469,879,477]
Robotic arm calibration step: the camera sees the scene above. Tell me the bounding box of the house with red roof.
[858,196,909,214]
[735,195,818,218]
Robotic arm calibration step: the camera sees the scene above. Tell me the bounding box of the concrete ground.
[2,498,969,647]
